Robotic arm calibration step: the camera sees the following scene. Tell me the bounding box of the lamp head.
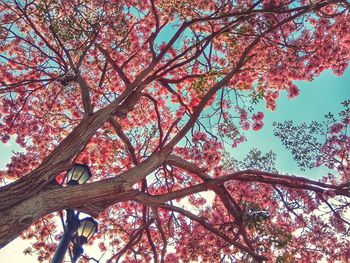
[76,217,98,245]
[65,163,92,186]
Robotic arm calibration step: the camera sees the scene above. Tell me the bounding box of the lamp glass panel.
[67,164,91,185]
[77,218,97,241]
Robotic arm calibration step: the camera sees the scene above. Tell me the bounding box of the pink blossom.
[252,111,264,121]
[237,135,246,143]
[241,121,250,130]
[288,84,300,99]
[175,106,186,118]
[266,98,276,111]
[270,91,279,99]
[240,110,248,121]
[330,123,344,134]
[252,121,264,131]
[1,134,10,143]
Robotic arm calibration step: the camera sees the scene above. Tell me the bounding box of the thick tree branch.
[0,149,168,248]
[76,73,94,116]
[109,117,138,164]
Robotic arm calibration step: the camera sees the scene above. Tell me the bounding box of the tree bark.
[0,151,167,248]
[1,152,348,248]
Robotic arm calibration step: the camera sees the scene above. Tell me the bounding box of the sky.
[0,67,348,262]
[233,67,350,178]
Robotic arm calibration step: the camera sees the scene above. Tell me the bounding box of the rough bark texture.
[2,152,348,249]
[0,151,168,248]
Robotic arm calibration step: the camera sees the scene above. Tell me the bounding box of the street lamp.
[51,163,97,263]
[65,163,92,186]
[76,217,98,245]
[72,217,98,262]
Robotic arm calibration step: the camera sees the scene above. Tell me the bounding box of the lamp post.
[72,217,98,262]
[51,210,81,263]
[51,163,98,263]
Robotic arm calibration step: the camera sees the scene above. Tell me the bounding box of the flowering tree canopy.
[0,0,349,262]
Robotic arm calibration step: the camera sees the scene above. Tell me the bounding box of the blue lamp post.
[72,217,98,262]
[51,164,98,263]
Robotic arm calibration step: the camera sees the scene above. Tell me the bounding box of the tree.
[0,0,349,262]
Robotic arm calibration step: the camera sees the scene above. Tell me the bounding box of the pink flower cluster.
[287,84,300,99]
[239,111,265,131]
[330,123,344,134]
[252,121,264,131]
[265,91,279,111]
[0,134,10,143]
[232,135,246,148]
[192,131,207,143]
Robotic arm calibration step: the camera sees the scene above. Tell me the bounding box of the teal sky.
[232,67,350,178]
